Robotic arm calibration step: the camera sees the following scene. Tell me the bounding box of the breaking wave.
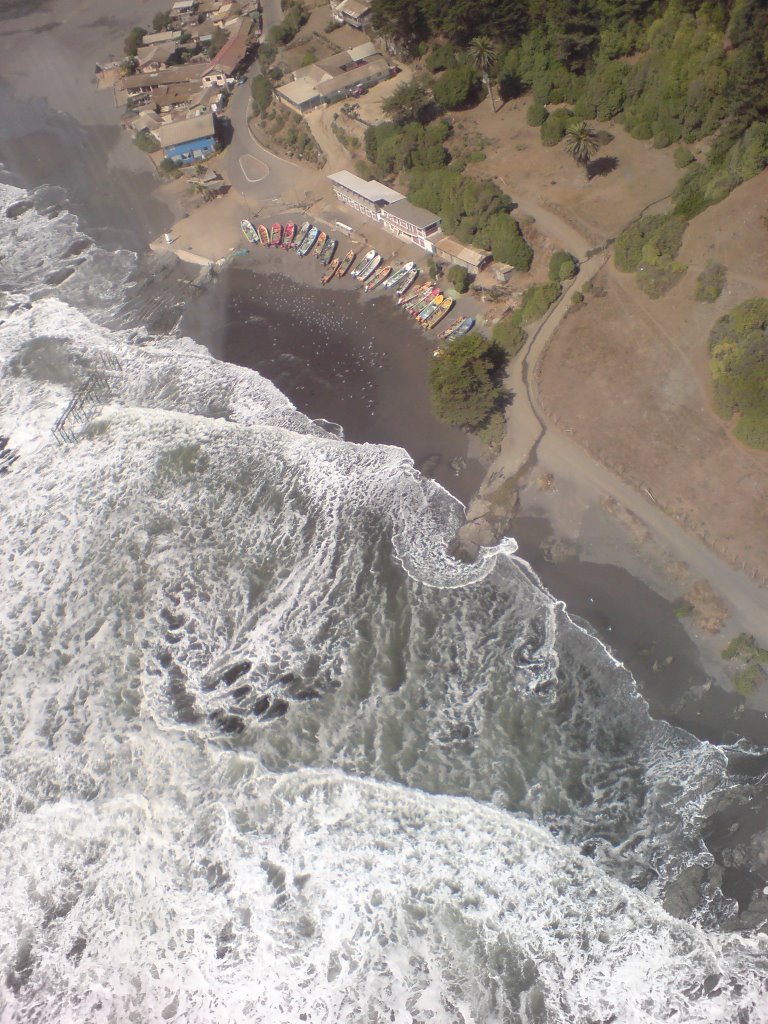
[1,181,767,1023]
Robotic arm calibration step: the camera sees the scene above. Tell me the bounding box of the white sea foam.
[1,183,767,1022]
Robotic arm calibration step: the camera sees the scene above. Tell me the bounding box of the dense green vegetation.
[446,265,471,293]
[429,333,506,429]
[432,65,479,109]
[695,260,726,302]
[371,0,768,213]
[549,250,578,281]
[267,0,308,46]
[708,298,768,449]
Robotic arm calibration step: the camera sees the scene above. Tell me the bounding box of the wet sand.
[182,257,487,504]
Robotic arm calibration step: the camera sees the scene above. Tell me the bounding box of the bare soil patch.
[537,169,768,584]
[449,99,683,244]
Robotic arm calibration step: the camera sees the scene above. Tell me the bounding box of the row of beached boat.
[241,218,476,338]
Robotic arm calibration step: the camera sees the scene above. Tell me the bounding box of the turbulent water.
[1,178,767,1023]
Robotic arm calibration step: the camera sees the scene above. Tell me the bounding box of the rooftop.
[204,16,253,75]
[156,112,216,148]
[435,235,490,268]
[276,78,322,107]
[316,56,389,97]
[123,65,204,89]
[328,170,404,204]
[337,0,372,19]
[382,198,441,229]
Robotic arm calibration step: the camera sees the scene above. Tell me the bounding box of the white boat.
[351,249,377,279]
[357,253,382,283]
[383,261,416,289]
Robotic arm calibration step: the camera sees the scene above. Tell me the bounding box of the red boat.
[257,224,270,246]
[282,222,296,249]
[270,223,282,247]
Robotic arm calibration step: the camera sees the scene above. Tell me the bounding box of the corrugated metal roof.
[276,79,322,106]
[327,171,404,205]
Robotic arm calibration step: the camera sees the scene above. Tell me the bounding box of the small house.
[330,0,372,29]
[156,112,218,164]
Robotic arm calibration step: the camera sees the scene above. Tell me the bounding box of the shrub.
[429,332,505,429]
[251,74,273,114]
[152,12,171,32]
[426,43,456,73]
[571,290,584,304]
[635,262,686,298]
[433,65,479,110]
[492,317,527,358]
[124,26,145,57]
[517,281,561,324]
[674,147,695,168]
[527,102,548,127]
[159,157,178,175]
[695,260,726,303]
[446,265,471,293]
[540,108,573,147]
[549,250,578,281]
[133,131,160,153]
[708,298,768,448]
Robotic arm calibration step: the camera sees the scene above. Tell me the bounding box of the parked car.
[351,86,367,98]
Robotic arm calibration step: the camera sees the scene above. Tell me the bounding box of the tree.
[564,120,599,178]
[487,214,532,270]
[446,265,471,293]
[468,36,497,112]
[429,333,504,429]
[124,26,146,57]
[432,65,479,111]
[152,12,172,32]
[382,80,432,125]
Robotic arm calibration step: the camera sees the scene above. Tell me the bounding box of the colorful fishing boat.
[405,286,438,315]
[321,258,340,285]
[294,221,311,250]
[241,219,258,245]
[364,265,391,291]
[351,249,377,278]
[401,284,434,313]
[297,225,318,256]
[282,222,296,249]
[312,230,327,257]
[258,224,270,246]
[398,276,429,306]
[357,253,381,282]
[415,292,443,321]
[338,249,355,276]
[426,297,454,329]
[319,237,336,265]
[384,261,416,290]
[270,223,282,247]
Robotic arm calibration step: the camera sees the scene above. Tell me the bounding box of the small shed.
[435,236,491,274]
[156,112,217,164]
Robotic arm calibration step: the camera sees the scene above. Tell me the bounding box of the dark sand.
[182,261,487,504]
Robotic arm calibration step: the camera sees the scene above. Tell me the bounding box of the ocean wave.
[1,182,767,1023]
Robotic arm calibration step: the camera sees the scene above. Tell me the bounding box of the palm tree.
[564,121,600,179]
[469,36,497,113]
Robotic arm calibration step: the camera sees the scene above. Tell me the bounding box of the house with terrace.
[275,43,390,114]
[155,112,218,163]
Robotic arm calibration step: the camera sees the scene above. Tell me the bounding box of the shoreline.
[2,0,767,748]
